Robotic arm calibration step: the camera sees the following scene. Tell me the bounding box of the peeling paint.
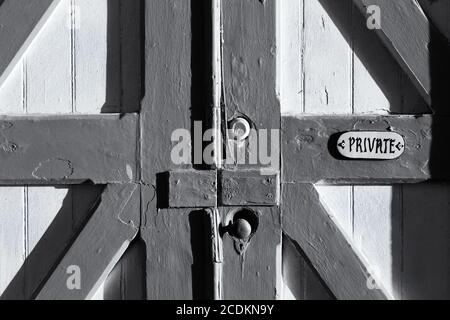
[126,164,133,180]
[32,158,74,181]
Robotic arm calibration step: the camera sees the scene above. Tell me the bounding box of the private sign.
[336,131,405,160]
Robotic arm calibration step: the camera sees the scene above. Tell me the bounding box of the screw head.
[232,218,252,240]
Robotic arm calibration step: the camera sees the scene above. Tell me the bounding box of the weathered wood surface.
[222,0,280,171]
[36,183,140,300]
[0,0,142,300]
[353,0,450,112]
[220,170,279,206]
[282,234,334,300]
[0,114,138,184]
[141,0,197,299]
[220,0,281,299]
[283,115,450,184]
[0,0,62,88]
[283,183,389,300]
[166,170,217,208]
[220,206,281,300]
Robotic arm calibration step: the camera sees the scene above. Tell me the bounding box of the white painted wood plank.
[74,0,120,114]
[351,0,429,301]
[25,0,72,114]
[353,186,401,298]
[0,62,24,114]
[279,0,353,299]
[315,185,352,237]
[0,0,62,89]
[0,17,25,297]
[402,185,450,299]
[0,188,25,295]
[302,0,353,270]
[23,0,72,298]
[303,0,352,114]
[279,0,303,115]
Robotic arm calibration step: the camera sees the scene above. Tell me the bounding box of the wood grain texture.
[140,0,196,299]
[222,0,280,171]
[282,115,450,184]
[0,189,25,295]
[282,234,334,300]
[220,170,279,207]
[303,0,352,114]
[220,0,281,300]
[0,0,62,88]
[221,206,281,300]
[282,183,388,300]
[0,114,138,184]
[144,208,215,300]
[36,183,140,300]
[354,0,450,112]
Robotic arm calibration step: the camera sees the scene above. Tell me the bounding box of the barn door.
[280,0,450,300]
[141,0,281,300]
[2,0,449,301]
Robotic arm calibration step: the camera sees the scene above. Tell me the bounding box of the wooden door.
[1,0,450,300]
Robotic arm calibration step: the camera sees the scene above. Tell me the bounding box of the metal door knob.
[232,218,252,240]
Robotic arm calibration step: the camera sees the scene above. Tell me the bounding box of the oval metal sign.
[336,131,405,160]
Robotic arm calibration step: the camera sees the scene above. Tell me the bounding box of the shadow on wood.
[395,1,450,300]
[282,234,335,300]
[189,210,214,300]
[104,238,147,300]
[318,0,428,114]
[101,0,143,114]
[1,185,103,300]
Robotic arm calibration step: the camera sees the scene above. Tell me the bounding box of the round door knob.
[232,218,252,240]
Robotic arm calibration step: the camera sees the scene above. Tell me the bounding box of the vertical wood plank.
[279,0,352,299]
[304,0,352,114]
[282,234,334,300]
[141,0,197,300]
[73,0,119,114]
[353,186,402,297]
[0,63,24,114]
[119,0,143,113]
[145,209,215,300]
[0,188,25,295]
[402,184,450,299]
[279,0,303,114]
[221,207,281,300]
[302,0,353,241]
[0,18,25,297]
[351,0,401,299]
[400,0,450,300]
[221,0,281,299]
[303,1,354,297]
[417,0,450,41]
[25,0,72,114]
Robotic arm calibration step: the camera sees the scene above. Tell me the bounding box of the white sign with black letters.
[336,131,405,160]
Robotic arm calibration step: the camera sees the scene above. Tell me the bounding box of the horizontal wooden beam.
[36,183,140,300]
[0,0,62,88]
[353,0,450,112]
[282,183,389,300]
[282,115,450,184]
[161,170,279,208]
[0,114,139,184]
[220,170,279,206]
